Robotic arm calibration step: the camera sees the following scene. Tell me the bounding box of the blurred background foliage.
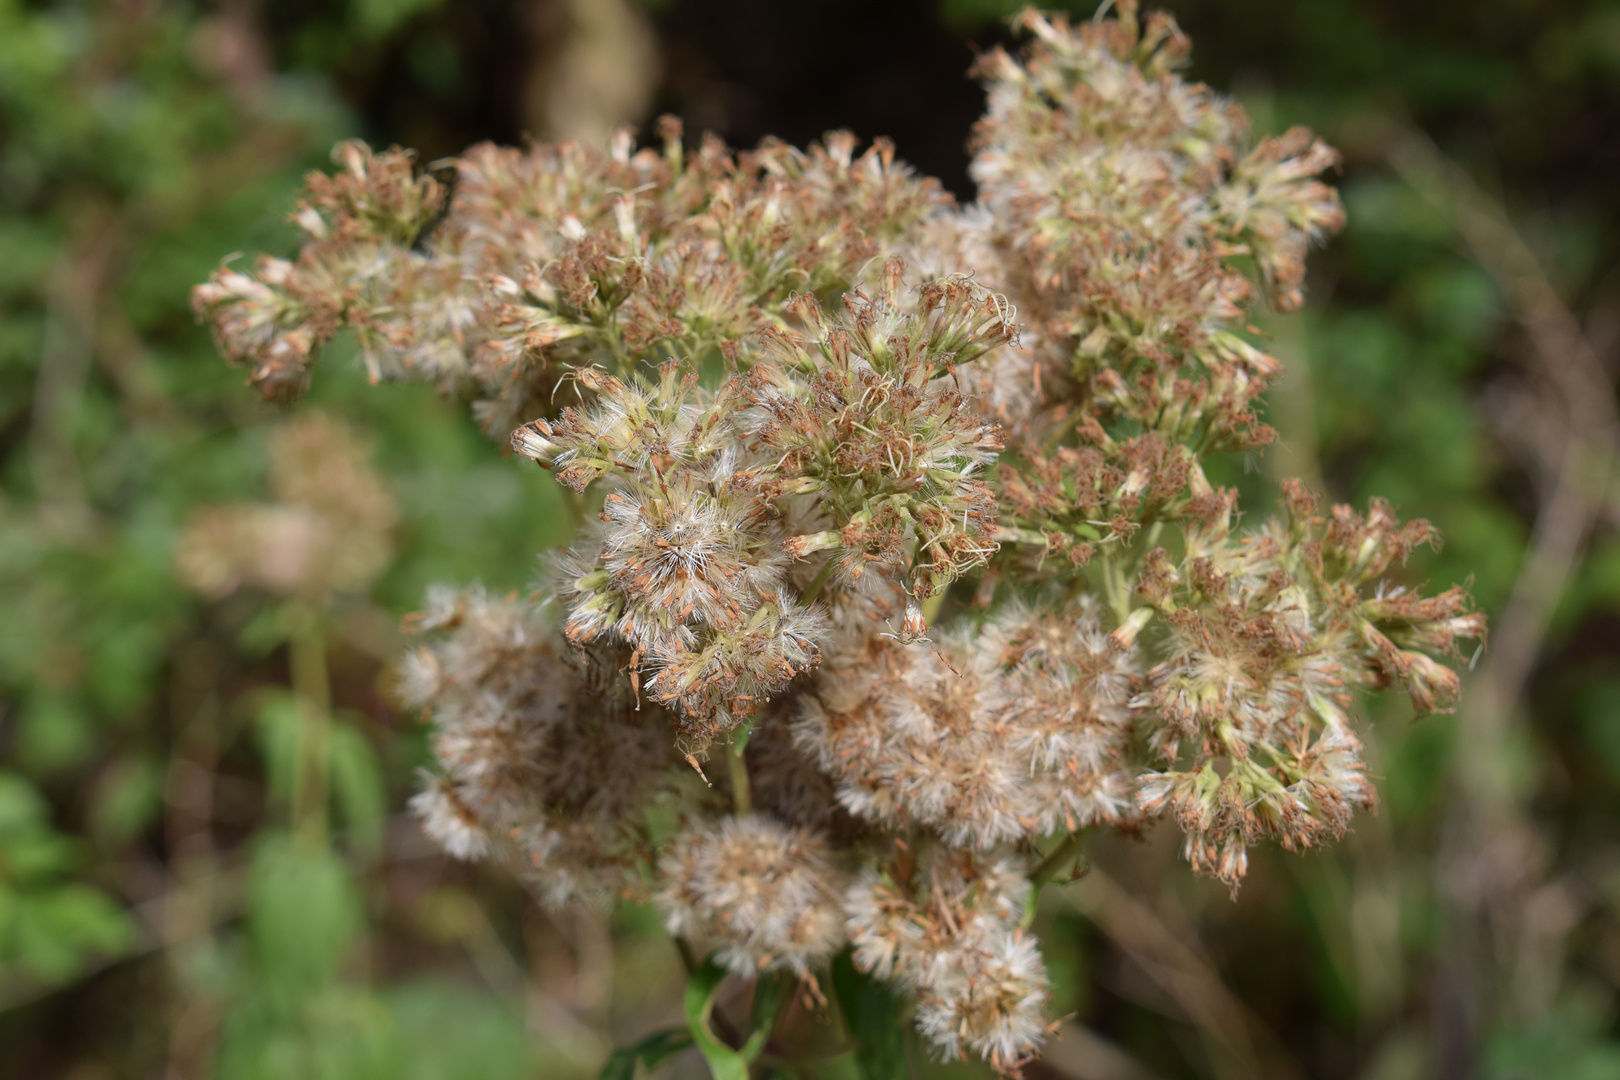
[1,0,1617,1077]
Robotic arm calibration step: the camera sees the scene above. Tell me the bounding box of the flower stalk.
[287,607,331,847]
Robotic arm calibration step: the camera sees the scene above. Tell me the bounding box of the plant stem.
[727,737,752,817]
[993,526,1054,546]
[1029,830,1087,889]
[798,557,837,607]
[287,605,331,847]
[674,935,701,975]
[1097,549,1132,627]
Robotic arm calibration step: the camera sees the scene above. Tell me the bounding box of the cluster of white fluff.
[845,852,1051,1073]
[656,816,849,977]
[399,586,687,907]
[796,598,1141,849]
[534,366,831,746]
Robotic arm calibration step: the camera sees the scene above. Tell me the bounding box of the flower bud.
[510,419,556,462]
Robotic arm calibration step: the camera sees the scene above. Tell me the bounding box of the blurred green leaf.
[255,691,303,810]
[7,882,135,982]
[832,949,908,1080]
[246,832,362,995]
[17,691,94,773]
[1485,996,1620,1080]
[0,771,135,982]
[598,1027,694,1080]
[215,983,395,1080]
[329,717,385,851]
[385,981,539,1080]
[0,772,49,834]
[350,0,445,39]
[749,969,791,1044]
[684,956,750,1080]
[89,752,165,847]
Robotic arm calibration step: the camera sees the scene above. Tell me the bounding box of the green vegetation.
[2,0,1618,1077]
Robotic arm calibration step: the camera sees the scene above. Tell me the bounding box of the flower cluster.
[846,850,1049,1074]
[797,597,1139,850]
[195,121,946,434]
[960,7,1343,453]
[191,143,459,403]
[174,413,398,600]
[196,5,1484,1074]
[657,815,849,977]
[519,270,1015,749]
[1129,483,1487,889]
[400,586,696,907]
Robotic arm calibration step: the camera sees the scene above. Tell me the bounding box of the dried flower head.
[401,586,692,907]
[796,597,1140,850]
[656,815,849,977]
[175,413,397,600]
[845,847,1049,1069]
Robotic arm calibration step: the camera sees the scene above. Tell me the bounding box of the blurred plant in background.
[0,0,612,1075]
[2,0,1619,1079]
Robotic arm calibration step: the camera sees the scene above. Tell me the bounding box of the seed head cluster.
[196,6,1484,1073]
[657,815,849,978]
[846,850,1050,1074]
[399,586,693,907]
[797,597,1140,850]
[174,413,398,600]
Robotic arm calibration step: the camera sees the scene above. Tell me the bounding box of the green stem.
[1097,549,1132,628]
[287,606,331,847]
[727,738,753,817]
[798,557,838,607]
[599,303,633,376]
[1029,830,1087,889]
[674,935,700,975]
[561,488,587,538]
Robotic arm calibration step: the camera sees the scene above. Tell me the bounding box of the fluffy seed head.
[657,815,849,976]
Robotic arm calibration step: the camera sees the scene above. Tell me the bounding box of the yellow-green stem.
[673,934,700,975]
[288,608,331,847]
[1029,830,1088,889]
[1097,549,1132,627]
[798,557,838,607]
[727,739,752,817]
[561,488,587,537]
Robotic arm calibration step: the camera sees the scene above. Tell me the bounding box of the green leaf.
[0,771,48,834]
[832,950,909,1080]
[597,1027,694,1080]
[683,957,750,1080]
[386,980,538,1080]
[17,691,93,772]
[747,970,791,1057]
[351,0,445,39]
[246,832,362,996]
[255,691,303,808]
[89,753,165,846]
[6,882,135,981]
[238,605,290,657]
[328,718,385,852]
